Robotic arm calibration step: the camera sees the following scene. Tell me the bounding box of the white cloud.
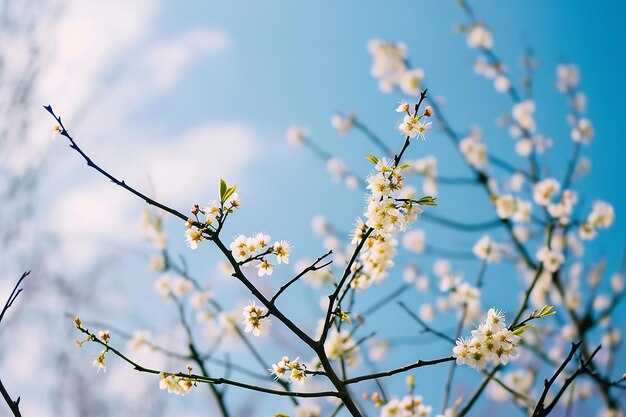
[48,121,256,269]
[144,28,231,89]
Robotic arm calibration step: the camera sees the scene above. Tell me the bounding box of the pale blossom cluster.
[420,259,482,325]
[159,372,194,396]
[367,40,428,96]
[398,112,432,140]
[536,246,565,273]
[557,64,580,92]
[153,274,194,299]
[511,100,536,133]
[532,178,560,206]
[571,118,594,144]
[184,191,242,250]
[380,395,433,417]
[241,300,271,337]
[229,233,291,276]
[580,201,615,240]
[473,55,511,93]
[466,25,493,50]
[472,235,502,263]
[488,369,534,405]
[452,308,520,370]
[349,155,426,289]
[331,113,354,135]
[402,229,426,254]
[412,156,438,195]
[269,356,308,384]
[459,131,487,169]
[547,189,578,224]
[325,329,359,365]
[286,125,307,147]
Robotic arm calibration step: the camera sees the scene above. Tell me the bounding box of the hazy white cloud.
[48,121,256,269]
[144,28,231,89]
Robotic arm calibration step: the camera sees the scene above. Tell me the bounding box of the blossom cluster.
[350,153,426,289]
[184,180,242,250]
[452,308,520,371]
[229,233,291,276]
[325,329,359,365]
[269,356,308,384]
[158,372,194,396]
[472,235,503,264]
[379,395,433,417]
[242,300,270,337]
[367,39,425,96]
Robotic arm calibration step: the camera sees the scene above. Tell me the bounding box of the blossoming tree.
[16,1,624,417]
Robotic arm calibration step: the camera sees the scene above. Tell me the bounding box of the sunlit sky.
[1,1,625,416]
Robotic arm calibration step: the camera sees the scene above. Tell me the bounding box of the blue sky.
[2,1,625,416]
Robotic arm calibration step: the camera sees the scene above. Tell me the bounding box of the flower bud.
[191,204,200,215]
[423,105,433,117]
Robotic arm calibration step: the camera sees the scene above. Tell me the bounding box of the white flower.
[611,273,624,293]
[515,138,533,156]
[241,301,270,336]
[494,194,517,219]
[571,118,594,144]
[331,114,354,135]
[93,350,107,374]
[512,100,536,133]
[367,39,407,92]
[536,246,564,272]
[454,308,519,371]
[171,276,193,296]
[402,229,425,253]
[149,254,165,272]
[191,291,214,308]
[230,234,250,262]
[473,235,502,263]
[326,157,347,182]
[459,136,487,168]
[154,274,171,299]
[325,329,359,365]
[128,330,151,351]
[467,25,493,49]
[257,259,274,277]
[368,340,390,362]
[415,120,432,140]
[399,69,425,96]
[311,215,329,236]
[533,178,560,206]
[185,228,204,250]
[273,240,292,264]
[159,373,193,396]
[587,201,614,229]
[414,155,437,177]
[396,99,410,113]
[494,75,510,92]
[286,126,306,146]
[557,64,580,92]
[452,337,471,365]
[419,304,435,322]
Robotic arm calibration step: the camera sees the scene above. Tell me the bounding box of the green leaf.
[538,305,556,317]
[272,414,290,417]
[417,196,438,206]
[397,163,412,171]
[513,323,534,336]
[219,179,227,201]
[223,185,237,203]
[365,153,379,165]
